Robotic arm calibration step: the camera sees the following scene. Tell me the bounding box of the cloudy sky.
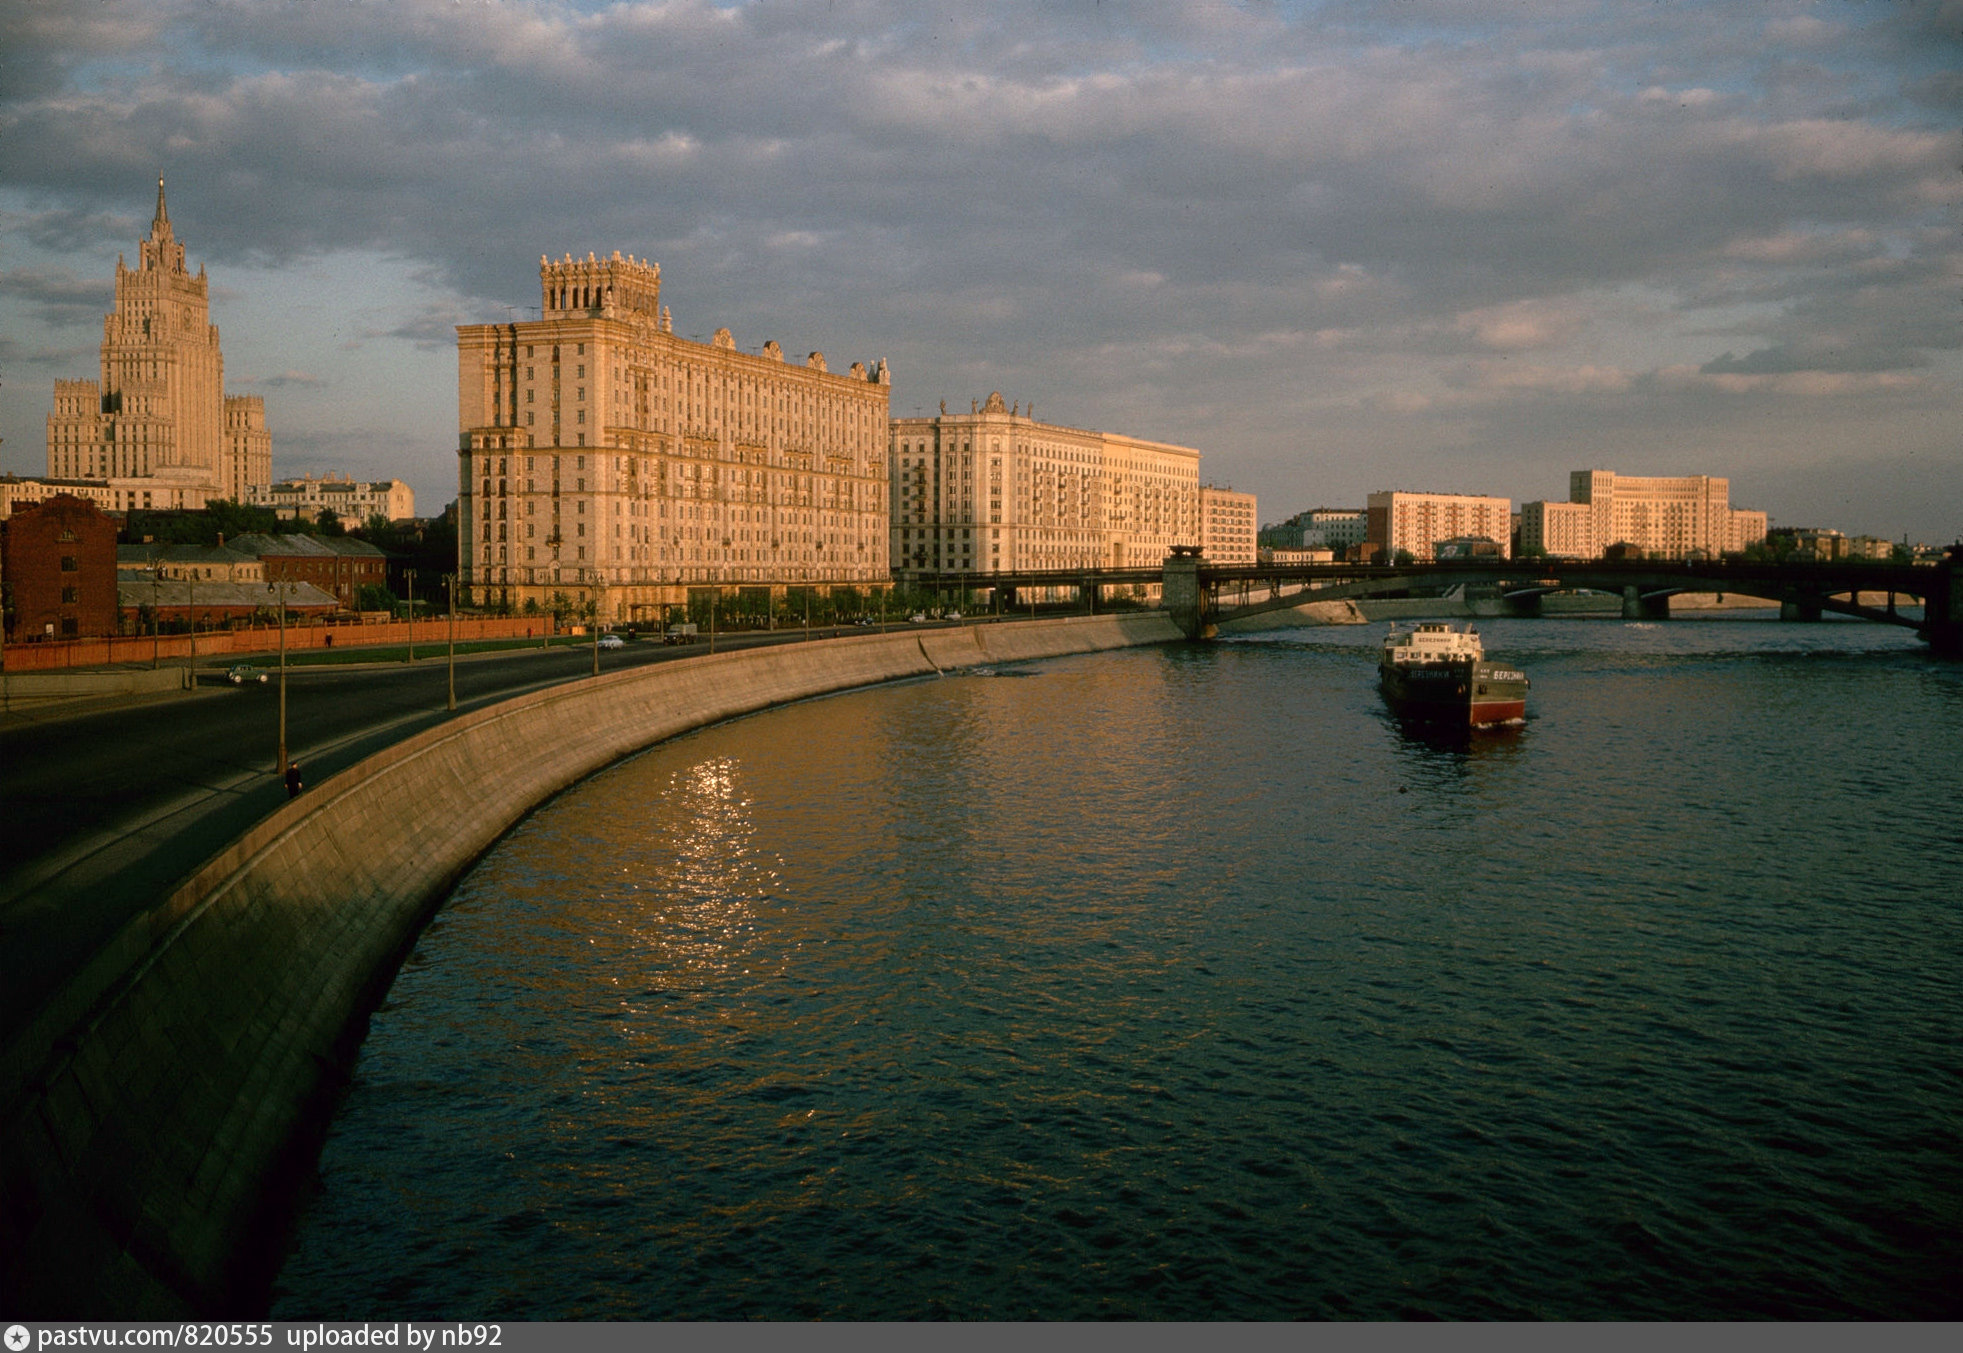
[2,0,1958,539]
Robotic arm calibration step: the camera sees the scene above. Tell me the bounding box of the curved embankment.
[0,613,1180,1316]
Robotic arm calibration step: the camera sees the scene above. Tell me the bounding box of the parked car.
[597,633,625,650]
[909,613,930,623]
[227,664,268,685]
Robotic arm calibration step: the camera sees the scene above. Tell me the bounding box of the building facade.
[44,179,273,511]
[252,475,415,525]
[457,252,891,616]
[1200,486,1258,564]
[1519,470,1768,560]
[1,495,120,641]
[227,534,388,609]
[1366,491,1513,562]
[888,394,1202,577]
[1262,507,1366,552]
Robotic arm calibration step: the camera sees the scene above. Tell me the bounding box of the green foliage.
[121,499,280,545]
[355,583,396,613]
[316,508,345,537]
[1393,549,1417,566]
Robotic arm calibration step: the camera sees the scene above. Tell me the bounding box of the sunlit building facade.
[1366,490,1513,562]
[888,393,1202,576]
[1520,470,1768,559]
[457,252,891,616]
[1200,486,1259,564]
[44,179,273,511]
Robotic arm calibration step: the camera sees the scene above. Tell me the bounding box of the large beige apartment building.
[44,180,273,513]
[888,394,1201,576]
[1520,470,1767,560]
[1200,486,1258,564]
[457,252,891,616]
[1366,490,1514,562]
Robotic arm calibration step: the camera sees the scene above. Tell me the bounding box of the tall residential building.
[457,252,891,616]
[1200,486,1258,564]
[252,474,415,524]
[888,393,1202,576]
[1366,491,1513,562]
[44,179,273,511]
[1519,470,1768,560]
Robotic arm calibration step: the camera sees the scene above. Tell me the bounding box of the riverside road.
[0,623,955,1044]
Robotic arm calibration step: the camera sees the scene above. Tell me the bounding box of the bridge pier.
[1162,551,1213,641]
[1922,551,1963,656]
[1504,593,1544,619]
[1622,587,1670,620]
[1780,599,1823,623]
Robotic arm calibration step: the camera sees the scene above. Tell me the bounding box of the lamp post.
[276,577,289,775]
[151,563,161,669]
[187,570,196,690]
[404,568,416,664]
[445,571,457,712]
[708,590,717,654]
[591,574,603,677]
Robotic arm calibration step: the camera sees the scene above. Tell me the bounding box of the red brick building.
[228,533,389,609]
[2,494,121,641]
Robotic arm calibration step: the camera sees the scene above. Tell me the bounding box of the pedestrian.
[284,760,303,799]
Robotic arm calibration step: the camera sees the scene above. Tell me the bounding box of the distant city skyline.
[2,1,1958,541]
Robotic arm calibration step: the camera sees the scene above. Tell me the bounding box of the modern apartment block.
[1366,491,1513,562]
[457,251,891,616]
[44,179,273,513]
[1200,486,1259,564]
[888,393,1202,576]
[1520,470,1768,560]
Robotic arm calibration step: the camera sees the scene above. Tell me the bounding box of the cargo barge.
[1378,622,1529,727]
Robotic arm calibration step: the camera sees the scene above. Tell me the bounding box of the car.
[227,664,268,685]
[909,613,930,623]
[944,611,962,621]
[597,633,625,650]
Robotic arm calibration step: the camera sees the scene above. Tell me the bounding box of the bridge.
[899,548,1963,653]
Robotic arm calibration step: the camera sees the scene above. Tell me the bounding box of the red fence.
[1,616,561,673]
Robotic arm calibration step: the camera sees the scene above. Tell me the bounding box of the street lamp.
[445,571,457,712]
[404,568,416,664]
[591,574,604,677]
[276,576,289,776]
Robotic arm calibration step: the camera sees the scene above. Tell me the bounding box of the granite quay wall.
[0,612,1181,1317]
[0,616,559,674]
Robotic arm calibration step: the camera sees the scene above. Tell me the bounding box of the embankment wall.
[0,613,1180,1316]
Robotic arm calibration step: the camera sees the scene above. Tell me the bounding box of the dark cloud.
[0,0,1958,536]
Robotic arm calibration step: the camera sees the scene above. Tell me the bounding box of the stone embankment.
[0,613,1179,1316]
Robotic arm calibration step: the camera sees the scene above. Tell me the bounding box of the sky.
[1,0,1958,540]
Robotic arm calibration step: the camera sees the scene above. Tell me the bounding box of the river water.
[272,615,1963,1319]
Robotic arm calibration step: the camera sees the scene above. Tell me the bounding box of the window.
[60,555,77,572]
[61,586,79,604]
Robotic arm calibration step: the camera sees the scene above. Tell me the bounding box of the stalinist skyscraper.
[45,178,271,511]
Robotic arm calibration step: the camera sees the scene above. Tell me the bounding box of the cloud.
[253,370,328,389]
[0,0,1958,538]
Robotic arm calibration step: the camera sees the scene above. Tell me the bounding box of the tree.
[1393,549,1417,566]
[316,507,345,537]
[356,583,396,612]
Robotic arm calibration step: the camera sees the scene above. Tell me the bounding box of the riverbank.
[0,613,1179,1318]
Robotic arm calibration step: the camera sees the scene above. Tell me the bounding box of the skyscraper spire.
[151,174,171,242]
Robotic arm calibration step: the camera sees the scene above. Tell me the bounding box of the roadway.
[0,621,954,1044]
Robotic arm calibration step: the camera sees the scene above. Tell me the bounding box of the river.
[272,615,1963,1318]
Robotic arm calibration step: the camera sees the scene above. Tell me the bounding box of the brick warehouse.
[2,493,120,641]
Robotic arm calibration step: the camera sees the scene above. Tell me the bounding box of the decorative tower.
[45,178,270,505]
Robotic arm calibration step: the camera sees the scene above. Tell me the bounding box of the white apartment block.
[1366,491,1513,562]
[889,393,1202,576]
[457,251,891,616]
[1520,470,1768,560]
[254,475,416,524]
[1200,486,1258,564]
